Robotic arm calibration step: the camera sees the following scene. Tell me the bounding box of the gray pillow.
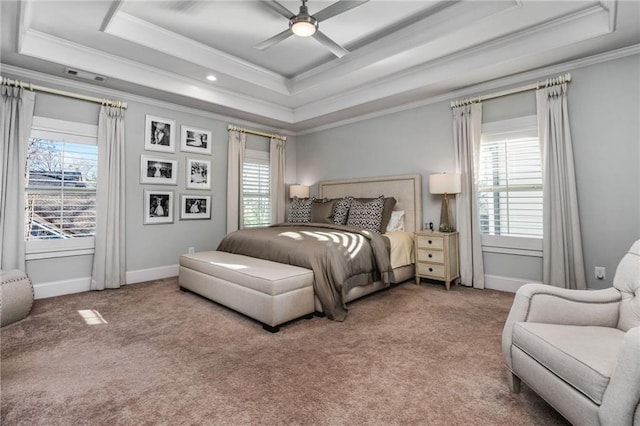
[346,196,385,233]
[311,199,336,223]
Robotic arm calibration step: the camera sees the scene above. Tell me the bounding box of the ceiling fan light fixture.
[290,15,317,37]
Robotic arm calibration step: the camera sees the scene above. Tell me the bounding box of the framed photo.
[186,158,211,190]
[180,194,211,220]
[140,155,178,185]
[144,190,174,224]
[180,125,212,155]
[145,115,176,153]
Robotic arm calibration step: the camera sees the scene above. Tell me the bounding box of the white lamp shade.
[289,184,310,199]
[429,173,461,194]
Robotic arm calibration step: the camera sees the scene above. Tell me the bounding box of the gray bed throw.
[217,223,392,321]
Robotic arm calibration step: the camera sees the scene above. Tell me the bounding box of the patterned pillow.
[332,197,353,225]
[355,196,396,232]
[346,196,385,233]
[288,196,315,223]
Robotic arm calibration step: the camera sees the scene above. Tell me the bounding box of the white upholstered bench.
[179,251,315,332]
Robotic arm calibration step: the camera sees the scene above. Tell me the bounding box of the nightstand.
[414,231,460,290]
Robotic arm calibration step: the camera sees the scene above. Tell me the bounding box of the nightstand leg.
[415,276,420,285]
[445,280,450,291]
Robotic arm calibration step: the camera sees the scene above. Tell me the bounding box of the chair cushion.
[513,322,626,405]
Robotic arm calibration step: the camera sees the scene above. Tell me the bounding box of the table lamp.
[289,184,310,199]
[429,173,461,232]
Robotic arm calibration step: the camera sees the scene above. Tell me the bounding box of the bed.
[216,174,422,321]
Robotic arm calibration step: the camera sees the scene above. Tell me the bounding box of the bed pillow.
[354,196,397,233]
[386,210,405,232]
[311,198,336,223]
[346,196,385,233]
[332,197,353,225]
[288,196,316,223]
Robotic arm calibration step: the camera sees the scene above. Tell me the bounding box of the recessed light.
[206,74,217,82]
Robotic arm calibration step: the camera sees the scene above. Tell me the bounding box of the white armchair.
[502,240,640,426]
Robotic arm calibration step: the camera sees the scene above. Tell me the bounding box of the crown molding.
[3,43,636,138]
[103,10,289,95]
[0,63,296,137]
[290,0,519,95]
[292,3,613,124]
[18,29,295,123]
[297,44,640,135]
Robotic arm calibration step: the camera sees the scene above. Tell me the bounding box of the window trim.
[479,115,542,255]
[25,117,98,259]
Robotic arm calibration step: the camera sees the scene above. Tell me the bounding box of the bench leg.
[263,324,280,333]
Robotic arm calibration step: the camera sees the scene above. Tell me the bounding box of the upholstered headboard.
[318,174,422,234]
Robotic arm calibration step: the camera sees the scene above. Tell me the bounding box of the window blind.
[478,126,543,239]
[242,152,271,228]
[25,139,98,240]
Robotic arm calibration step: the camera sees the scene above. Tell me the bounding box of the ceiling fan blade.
[164,1,199,12]
[312,30,349,58]
[313,0,369,22]
[254,29,294,51]
[260,0,295,19]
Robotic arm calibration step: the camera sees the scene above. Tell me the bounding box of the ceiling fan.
[254,0,369,58]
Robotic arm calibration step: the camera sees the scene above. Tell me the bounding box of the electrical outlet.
[188,247,195,254]
[595,266,606,280]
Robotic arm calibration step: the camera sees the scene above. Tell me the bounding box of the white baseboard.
[484,274,542,293]
[33,264,179,299]
[125,264,179,284]
[33,277,92,300]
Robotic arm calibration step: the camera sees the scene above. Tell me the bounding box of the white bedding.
[386,231,415,269]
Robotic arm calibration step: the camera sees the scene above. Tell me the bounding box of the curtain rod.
[227,124,286,141]
[450,73,571,108]
[1,76,127,109]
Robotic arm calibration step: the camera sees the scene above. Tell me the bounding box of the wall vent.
[65,68,106,83]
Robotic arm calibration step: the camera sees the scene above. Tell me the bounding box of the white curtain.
[91,105,126,290]
[0,85,35,271]
[453,103,485,289]
[269,138,286,224]
[226,130,246,234]
[536,84,586,289]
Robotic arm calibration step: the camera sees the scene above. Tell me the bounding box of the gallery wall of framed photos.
[141,114,213,225]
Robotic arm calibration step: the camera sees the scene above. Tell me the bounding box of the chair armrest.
[600,327,640,425]
[502,283,621,370]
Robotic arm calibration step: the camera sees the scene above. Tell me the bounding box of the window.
[478,116,542,241]
[242,149,270,228]
[25,117,98,258]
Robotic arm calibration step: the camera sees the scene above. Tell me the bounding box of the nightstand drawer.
[417,250,444,263]
[416,235,444,249]
[417,263,445,278]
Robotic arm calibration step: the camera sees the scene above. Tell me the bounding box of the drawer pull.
[428,240,432,244]
[428,254,432,258]
[429,267,433,272]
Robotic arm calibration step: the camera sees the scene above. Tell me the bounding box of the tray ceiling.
[1,0,639,132]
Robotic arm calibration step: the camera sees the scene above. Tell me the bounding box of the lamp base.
[438,193,455,233]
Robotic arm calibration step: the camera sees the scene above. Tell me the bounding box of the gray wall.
[23,85,297,285]
[296,53,640,290]
[18,53,640,291]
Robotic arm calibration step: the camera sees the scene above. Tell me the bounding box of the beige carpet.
[1,278,568,425]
